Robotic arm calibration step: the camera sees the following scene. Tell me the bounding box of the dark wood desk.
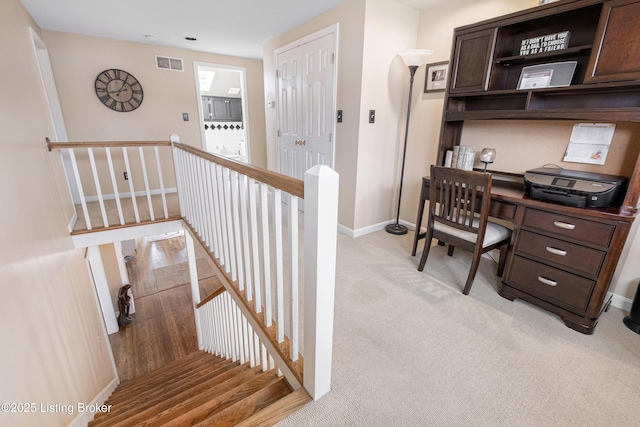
[412,175,633,334]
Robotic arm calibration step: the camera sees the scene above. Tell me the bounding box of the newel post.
[185,229,203,350]
[303,165,339,400]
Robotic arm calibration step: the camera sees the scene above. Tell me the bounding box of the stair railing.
[196,288,277,374]
[46,138,179,231]
[172,135,338,400]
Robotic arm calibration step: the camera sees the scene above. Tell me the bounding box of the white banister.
[303,165,339,400]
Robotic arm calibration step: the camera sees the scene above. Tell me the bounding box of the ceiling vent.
[155,55,184,71]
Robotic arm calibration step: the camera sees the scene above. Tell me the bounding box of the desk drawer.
[509,256,594,312]
[523,208,614,247]
[516,230,606,278]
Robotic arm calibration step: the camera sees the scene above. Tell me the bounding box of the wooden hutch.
[435,0,640,333]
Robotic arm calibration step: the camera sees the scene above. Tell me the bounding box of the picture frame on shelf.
[424,61,449,93]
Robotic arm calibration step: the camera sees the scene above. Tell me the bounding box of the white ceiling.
[20,0,445,59]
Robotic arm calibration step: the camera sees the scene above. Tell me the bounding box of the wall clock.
[94,69,144,112]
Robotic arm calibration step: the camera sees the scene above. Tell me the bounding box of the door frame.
[193,62,251,163]
[274,23,339,175]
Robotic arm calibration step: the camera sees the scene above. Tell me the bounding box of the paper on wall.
[563,123,615,165]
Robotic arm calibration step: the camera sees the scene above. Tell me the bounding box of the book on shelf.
[447,146,475,170]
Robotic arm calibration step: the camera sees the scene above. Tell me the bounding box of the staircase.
[89,350,311,427]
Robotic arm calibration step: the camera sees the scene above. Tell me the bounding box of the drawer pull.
[553,221,576,230]
[538,276,558,287]
[545,246,567,256]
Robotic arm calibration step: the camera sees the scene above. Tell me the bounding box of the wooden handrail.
[195,286,227,309]
[173,141,304,198]
[47,138,172,151]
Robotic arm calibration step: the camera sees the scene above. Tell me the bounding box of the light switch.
[183,113,189,121]
[369,110,375,123]
[337,110,343,123]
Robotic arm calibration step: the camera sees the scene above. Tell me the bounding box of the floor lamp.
[386,49,433,235]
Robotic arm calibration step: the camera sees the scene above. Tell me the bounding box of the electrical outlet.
[124,172,128,180]
[369,110,375,123]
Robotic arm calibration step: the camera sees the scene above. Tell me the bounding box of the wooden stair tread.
[234,387,313,427]
[139,369,281,427]
[90,351,307,427]
[110,350,223,397]
[106,357,236,406]
[194,377,292,427]
[92,362,250,426]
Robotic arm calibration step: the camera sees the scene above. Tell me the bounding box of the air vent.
[155,55,184,71]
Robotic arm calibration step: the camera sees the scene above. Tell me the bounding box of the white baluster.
[289,195,299,360]
[154,146,169,219]
[201,159,215,252]
[260,183,272,327]
[216,165,231,270]
[239,174,253,301]
[231,171,244,290]
[68,148,91,229]
[222,168,238,281]
[105,148,125,225]
[274,189,284,342]
[138,147,154,221]
[208,163,223,263]
[249,178,262,312]
[122,147,140,223]
[87,147,109,227]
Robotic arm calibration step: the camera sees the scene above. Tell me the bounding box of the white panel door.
[277,32,336,180]
[301,35,334,175]
[277,46,303,179]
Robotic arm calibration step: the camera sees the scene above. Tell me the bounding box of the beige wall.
[43,31,267,169]
[353,0,420,230]
[0,1,115,425]
[263,0,367,230]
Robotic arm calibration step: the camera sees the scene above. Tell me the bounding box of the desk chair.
[417,166,512,295]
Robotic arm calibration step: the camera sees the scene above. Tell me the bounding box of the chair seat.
[434,219,511,247]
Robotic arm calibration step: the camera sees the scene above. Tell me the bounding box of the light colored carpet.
[276,230,640,427]
[153,258,215,292]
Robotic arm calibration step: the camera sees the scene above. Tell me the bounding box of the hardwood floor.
[109,232,222,382]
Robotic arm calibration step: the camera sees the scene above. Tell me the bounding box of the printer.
[524,167,627,208]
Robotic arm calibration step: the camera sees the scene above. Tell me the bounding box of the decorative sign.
[520,31,570,56]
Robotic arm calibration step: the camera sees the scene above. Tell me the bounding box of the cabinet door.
[228,99,243,121]
[211,98,230,120]
[450,28,497,93]
[202,96,213,121]
[584,0,640,83]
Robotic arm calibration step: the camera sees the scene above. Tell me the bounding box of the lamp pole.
[385,65,418,235]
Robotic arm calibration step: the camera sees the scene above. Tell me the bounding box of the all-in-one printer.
[524,167,627,208]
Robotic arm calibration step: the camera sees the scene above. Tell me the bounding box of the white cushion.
[434,218,511,247]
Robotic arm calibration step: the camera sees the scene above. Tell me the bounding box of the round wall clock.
[94,69,144,112]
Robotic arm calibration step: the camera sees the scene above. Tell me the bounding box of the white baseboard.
[338,220,391,238]
[67,378,118,427]
[85,188,177,203]
[609,292,632,312]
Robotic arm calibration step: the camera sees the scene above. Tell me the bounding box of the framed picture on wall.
[424,61,449,93]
